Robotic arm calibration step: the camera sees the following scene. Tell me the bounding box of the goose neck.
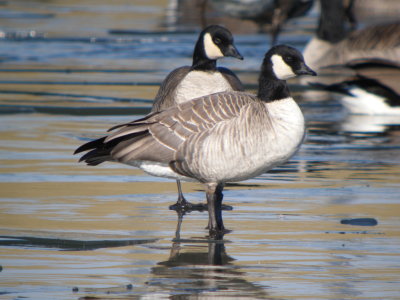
[317,0,349,43]
[257,74,290,102]
[191,57,217,71]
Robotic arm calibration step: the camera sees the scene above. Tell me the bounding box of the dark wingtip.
[74,145,85,155]
[74,136,107,155]
[309,81,354,96]
[77,149,108,165]
[74,144,86,155]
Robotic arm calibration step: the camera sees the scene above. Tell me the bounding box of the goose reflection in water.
[145,211,271,299]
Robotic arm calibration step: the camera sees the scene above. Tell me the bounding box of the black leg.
[169,180,208,212]
[169,180,233,214]
[169,180,189,209]
[206,183,225,237]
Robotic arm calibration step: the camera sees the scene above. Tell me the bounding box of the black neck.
[191,37,217,71]
[191,57,217,71]
[317,0,349,43]
[257,72,290,102]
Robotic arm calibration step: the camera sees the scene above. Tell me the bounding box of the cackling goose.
[74,45,317,237]
[152,24,244,211]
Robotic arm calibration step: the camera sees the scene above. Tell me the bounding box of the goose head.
[193,25,243,69]
[263,45,317,80]
[258,45,316,101]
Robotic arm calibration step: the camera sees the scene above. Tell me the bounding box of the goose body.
[75,45,316,236]
[115,93,305,183]
[313,59,400,115]
[304,22,400,70]
[151,25,243,209]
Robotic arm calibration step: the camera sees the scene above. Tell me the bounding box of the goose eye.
[213,37,222,45]
[284,56,293,63]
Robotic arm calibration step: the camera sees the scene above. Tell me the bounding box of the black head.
[262,45,317,80]
[192,25,243,69]
[257,45,316,101]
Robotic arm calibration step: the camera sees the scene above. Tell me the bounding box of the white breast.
[174,71,233,104]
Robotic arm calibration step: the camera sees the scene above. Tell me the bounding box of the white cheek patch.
[271,54,296,80]
[203,33,224,60]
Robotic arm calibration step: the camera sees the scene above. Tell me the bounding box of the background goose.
[303,0,400,70]
[207,0,314,45]
[74,45,316,237]
[169,0,314,45]
[152,24,244,111]
[152,24,244,211]
[301,0,400,102]
[311,59,400,115]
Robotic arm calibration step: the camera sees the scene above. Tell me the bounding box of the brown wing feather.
[112,133,174,163]
[342,23,400,51]
[90,91,257,170]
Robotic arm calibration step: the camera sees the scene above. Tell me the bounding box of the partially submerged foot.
[169,199,233,213]
[170,181,207,212]
[170,181,233,213]
[169,197,207,212]
[169,201,207,212]
[208,227,232,240]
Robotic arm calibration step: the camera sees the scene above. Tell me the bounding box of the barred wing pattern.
[106,91,258,177]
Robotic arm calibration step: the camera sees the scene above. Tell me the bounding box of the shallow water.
[1,1,400,299]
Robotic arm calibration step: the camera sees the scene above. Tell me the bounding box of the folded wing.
[75,91,256,175]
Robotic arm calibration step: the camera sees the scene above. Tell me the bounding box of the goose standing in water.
[152,24,244,211]
[74,45,316,237]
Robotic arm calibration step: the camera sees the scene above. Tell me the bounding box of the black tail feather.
[309,82,353,96]
[74,136,107,155]
[74,130,149,166]
[79,149,111,165]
